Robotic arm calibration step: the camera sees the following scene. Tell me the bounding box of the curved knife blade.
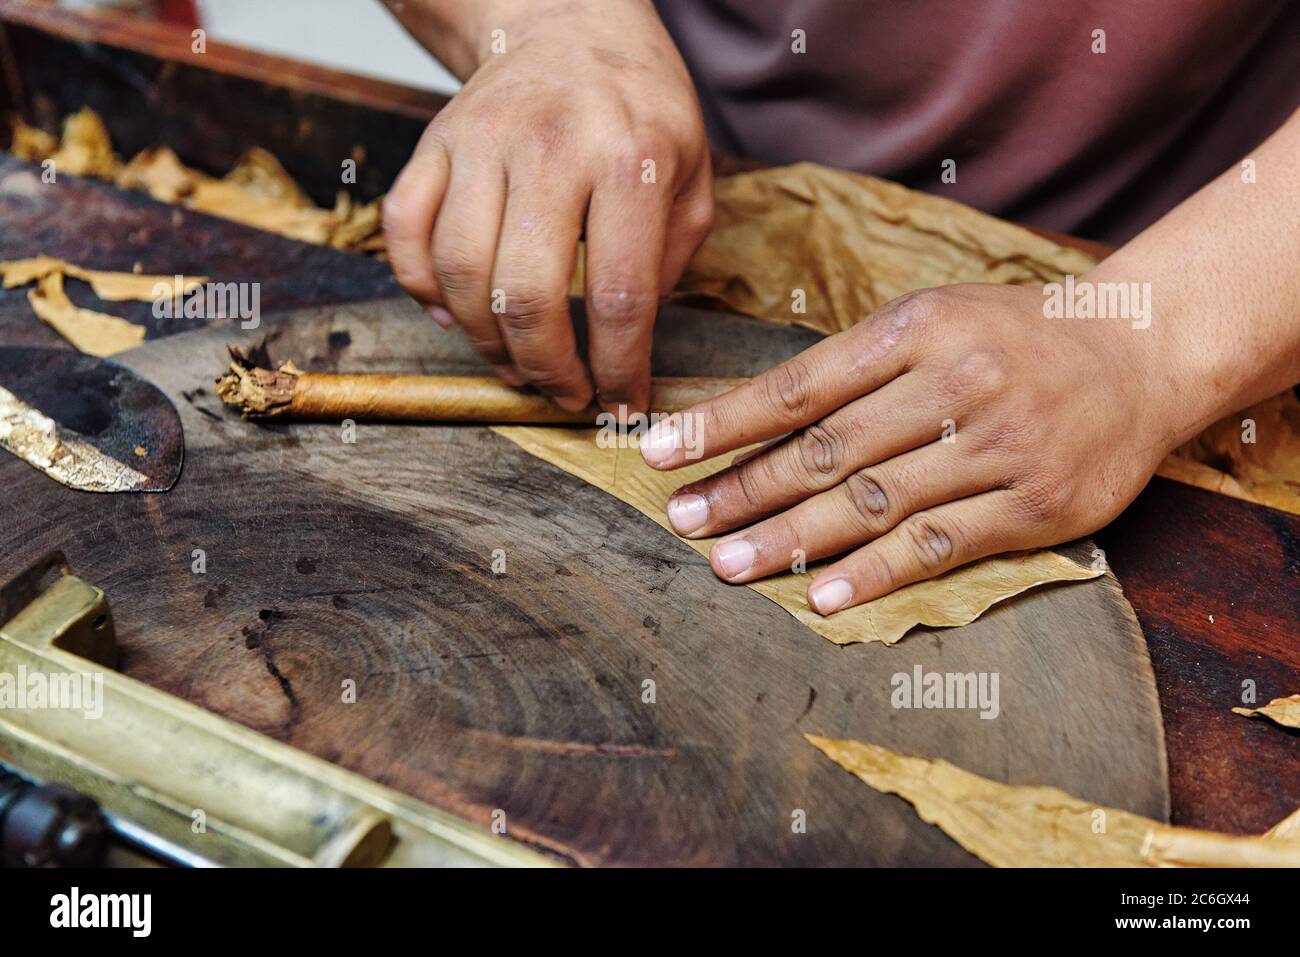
[0,346,183,493]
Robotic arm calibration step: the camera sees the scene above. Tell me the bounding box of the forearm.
[1087,109,1300,449]
[382,0,658,80]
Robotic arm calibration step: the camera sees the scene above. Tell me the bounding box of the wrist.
[1079,259,1249,456]
[471,0,658,66]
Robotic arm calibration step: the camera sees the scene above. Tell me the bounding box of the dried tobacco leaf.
[495,425,1100,646]
[1,256,206,300]
[47,108,120,180]
[116,146,197,203]
[807,734,1300,866]
[7,115,58,162]
[0,257,207,355]
[1158,392,1300,517]
[26,273,143,356]
[675,162,1099,336]
[1233,694,1300,729]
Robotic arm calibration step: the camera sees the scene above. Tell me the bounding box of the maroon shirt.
[653,0,1300,242]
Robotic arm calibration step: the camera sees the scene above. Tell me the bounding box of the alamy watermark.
[598,408,706,460]
[0,666,104,719]
[1043,275,1151,330]
[152,276,261,329]
[891,666,999,719]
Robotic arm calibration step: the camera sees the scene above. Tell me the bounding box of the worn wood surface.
[0,0,442,206]
[0,292,1168,865]
[1097,484,1300,834]
[3,2,1291,850]
[0,154,397,345]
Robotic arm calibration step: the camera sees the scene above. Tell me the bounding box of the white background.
[193,0,461,94]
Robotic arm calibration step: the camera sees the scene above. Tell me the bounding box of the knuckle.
[433,244,486,293]
[858,548,899,593]
[904,515,955,570]
[732,462,769,512]
[848,288,939,363]
[676,192,717,239]
[883,287,942,332]
[619,129,674,169]
[465,337,511,365]
[587,282,657,327]
[515,362,577,391]
[388,258,428,294]
[843,469,892,529]
[794,424,842,482]
[523,108,572,161]
[498,289,561,332]
[682,196,715,238]
[381,192,416,236]
[761,358,816,420]
[417,117,453,151]
[948,349,1010,398]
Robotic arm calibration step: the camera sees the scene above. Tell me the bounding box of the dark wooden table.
[1,2,1295,837]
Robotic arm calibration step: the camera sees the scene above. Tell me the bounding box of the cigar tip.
[215,343,298,418]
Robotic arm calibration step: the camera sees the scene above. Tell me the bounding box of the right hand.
[383,0,715,412]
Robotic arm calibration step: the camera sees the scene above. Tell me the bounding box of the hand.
[383,0,714,412]
[640,284,1174,613]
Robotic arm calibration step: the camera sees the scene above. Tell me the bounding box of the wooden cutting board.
[0,296,1169,865]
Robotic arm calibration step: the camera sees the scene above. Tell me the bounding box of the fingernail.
[809,579,853,615]
[492,364,526,387]
[428,305,454,329]
[667,494,708,535]
[713,538,756,579]
[640,417,680,468]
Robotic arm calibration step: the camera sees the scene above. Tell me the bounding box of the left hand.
[639,283,1174,614]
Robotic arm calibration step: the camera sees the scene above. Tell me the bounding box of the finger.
[656,180,716,293]
[490,178,594,411]
[382,130,451,309]
[430,154,524,385]
[704,440,1000,583]
[640,313,917,470]
[584,174,671,413]
[666,373,945,538]
[730,433,788,467]
[805,491,1028,614]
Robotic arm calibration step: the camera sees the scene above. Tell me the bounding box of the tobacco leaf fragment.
[0,257,208,355]
[47,108,121,180]
[1158,391,1300,517]
[1233,694,1300,729]
[7,115,58,162]
[674,162,1099,336]
[116,145,196,203]
[495,425,1100,645]
[26,272,144,357]
[0,256,207,301]
[806,734,1300,866]
[109,131,382,249]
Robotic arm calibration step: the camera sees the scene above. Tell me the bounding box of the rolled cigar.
[215,347,744,424]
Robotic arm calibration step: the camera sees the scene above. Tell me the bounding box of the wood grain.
[0,154,397,347]
[0,5,1289,839]
[1098,483,1300,834]
[0,296,1168,865]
